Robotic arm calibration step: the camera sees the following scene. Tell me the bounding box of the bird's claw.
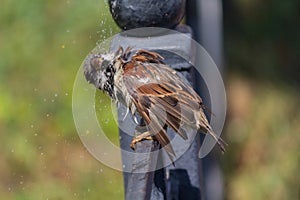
[130,131,153,151]
[130,140,136,151]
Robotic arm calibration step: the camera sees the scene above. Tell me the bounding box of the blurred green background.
[223,1,300,199]
[0,0,299,199]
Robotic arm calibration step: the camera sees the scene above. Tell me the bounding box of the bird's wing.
[121,50,204,159]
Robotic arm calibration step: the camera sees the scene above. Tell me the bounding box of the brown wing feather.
[132,96,176,162]
[137,83,190,140]
[121,50,225,160]
[122,56,201,159]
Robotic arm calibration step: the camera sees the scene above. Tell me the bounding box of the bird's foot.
[130,131,153,151]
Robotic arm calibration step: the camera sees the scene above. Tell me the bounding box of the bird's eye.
[101,60,110,69]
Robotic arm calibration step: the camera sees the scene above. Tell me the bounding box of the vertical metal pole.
[110,27,203,200]
[108,0,209,199]
[186,0,224,200]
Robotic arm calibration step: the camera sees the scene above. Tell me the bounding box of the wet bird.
[84,47,226,162]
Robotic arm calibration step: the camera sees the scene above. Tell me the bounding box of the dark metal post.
[108,1,205,199]
[186,0,224,200]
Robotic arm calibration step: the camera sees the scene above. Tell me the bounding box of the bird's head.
[83,47,131,97]
[84,52,116,89]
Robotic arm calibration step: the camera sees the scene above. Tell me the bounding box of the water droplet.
[54,93,58,97]
[122,164,125,168]
[66,29,70,33]
[40,152,44,156]
[61,44,65,49]
[34,133,38,136]
[30,124,34,128]
[46,113,50,117]
[65,93,69,96]
[11,149,14,153]
[43,98,47,102]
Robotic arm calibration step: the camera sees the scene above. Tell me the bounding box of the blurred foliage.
[95,91,119,146]
[224,0,300,85]
[1,0,299,199]
[223,75,300,199]
[223,0,300,199]
[0,0,123,199]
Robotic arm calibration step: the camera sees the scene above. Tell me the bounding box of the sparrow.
[84,47,226,162]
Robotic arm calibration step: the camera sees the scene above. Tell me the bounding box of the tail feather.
[153,130,176,166]
[208,129,227,153]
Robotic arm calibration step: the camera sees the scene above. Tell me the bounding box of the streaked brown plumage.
[84,47,226,162]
